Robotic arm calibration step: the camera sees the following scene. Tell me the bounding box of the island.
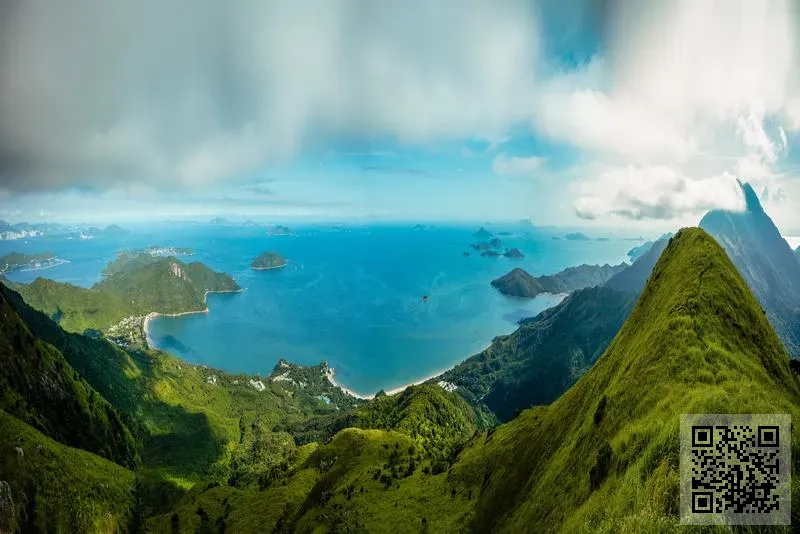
[491,263,628,298]
[473,227,493,239]
[564,232,591,241]
[489,237,503,248]
[462,251,471,257]
[210,217,231,225]
[103,224,130,236]
[268,224,294,236]
[481,250,501,257]
[470,242,492,251]
[251,251,288,270]
[503,248,525,258]
[0,252,67,274]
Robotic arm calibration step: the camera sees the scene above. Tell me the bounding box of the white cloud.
[573,166,745,220]
[0,0,542,192]
[492,154,546,176]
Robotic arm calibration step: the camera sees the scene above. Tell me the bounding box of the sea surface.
[1,223,635,396]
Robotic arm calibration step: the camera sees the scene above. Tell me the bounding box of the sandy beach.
[325,364,456,400]
[142,288,243,348]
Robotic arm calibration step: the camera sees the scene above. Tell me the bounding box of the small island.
[251,251,288,270]
[489,237,503,248]
[503,248,525,258]
[565,232,591,241]
[0,252,67,274]
[473,227,493,239]
[268,225,294,236]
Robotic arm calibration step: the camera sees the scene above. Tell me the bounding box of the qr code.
[680,414,791,525]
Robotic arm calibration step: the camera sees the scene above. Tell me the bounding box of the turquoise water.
[1,223,634,396]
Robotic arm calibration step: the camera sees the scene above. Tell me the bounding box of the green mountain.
[251,251,287,270]
[11,254,240,333]
[0,285,139,468]
[605,236,670,294]
[150,228,800,532]
[491,263,627,298]
[4,227,800,532]
[700,181,800,356]
[452,227,800,531]
[439,286,636,421]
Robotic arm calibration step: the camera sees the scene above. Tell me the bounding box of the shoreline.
[325,364,461,400]
[142,288,244,348]
[251,263,287,271]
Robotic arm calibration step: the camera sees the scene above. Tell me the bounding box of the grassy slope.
[149,388,481,533]
[451,228,800,532]
[0,410,136,533]
[12,277,133,333]
[0,285,140,468]
[11,254,240,334]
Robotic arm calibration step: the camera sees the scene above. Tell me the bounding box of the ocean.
[2,222,634,397]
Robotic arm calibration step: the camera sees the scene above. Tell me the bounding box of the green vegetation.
[251,251,287,270]
[438,286,636,421]
[491,263,627,298]
[451,228,800,531]
[6,226,800,532]
[700,181,800,356]
[0,411,137,533]
[0,252,56,274]
[10,253,240,333]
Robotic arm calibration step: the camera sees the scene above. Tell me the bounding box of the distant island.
[503,248,525,258]
[489,237,503,248]
[251,252,287,270]
[210,217,231,225]
[481,250,501,257]
[103,224,130,236]
[491,263,628,298]
[268,224,294,236]
[473,227,493,239]
[0,252,68,274]
[564,232,591,241]
[470,242,492,251]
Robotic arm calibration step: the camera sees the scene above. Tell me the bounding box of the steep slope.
[605,236,670,293]
[0,411,137,533]
[95,256,240,315]
[700,182,800,356]
[438,286,636,421]
[452,228,800,531]
[491,263,627,298]
[0,285,139,467]
[11,254,240,333]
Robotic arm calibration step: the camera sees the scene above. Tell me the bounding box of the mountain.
[605,236,670,294]
[438,286,636,421]
[492,263,627,298]
[103,224,130,236]
[700,182,800,356]
[626,232,673,262]
[149,228,800,531]
[12,254,240,333]
[473,227,493,239]
[0,285,139,467]
[0,251,55,274]
[454,227,800,531]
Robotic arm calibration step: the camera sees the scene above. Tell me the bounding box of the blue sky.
[2,1,800,232]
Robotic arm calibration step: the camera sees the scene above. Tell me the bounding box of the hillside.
[453,228,800,531]
[605,236,670,293]
[438,286,636,421]
[95,255,240,316]
[492,263,627,298]
[700,181,800,356]
[11,253,240,333]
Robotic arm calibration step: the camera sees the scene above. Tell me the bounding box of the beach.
[325,364,457,400]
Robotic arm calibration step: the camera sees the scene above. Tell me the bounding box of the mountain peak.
[740,181,764,214]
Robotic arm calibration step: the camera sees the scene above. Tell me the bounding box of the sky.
[2,0,800,231]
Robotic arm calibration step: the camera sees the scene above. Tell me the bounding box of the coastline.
[142,288,244,349]
[251,263,287,271]
[325,364,457,400]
